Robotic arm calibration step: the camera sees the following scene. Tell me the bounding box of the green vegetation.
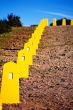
[7,13,22,27]
[0,13,22,34]
[0,19,11,34]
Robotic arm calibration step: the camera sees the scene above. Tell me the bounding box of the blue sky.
[0,0,73,26]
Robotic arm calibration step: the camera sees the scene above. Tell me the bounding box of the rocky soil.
[0,26,73,110]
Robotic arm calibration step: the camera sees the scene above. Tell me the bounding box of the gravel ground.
[0,26,73,110]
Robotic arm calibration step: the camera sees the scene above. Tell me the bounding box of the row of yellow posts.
[0,19,48,110]
[52,18,73,26]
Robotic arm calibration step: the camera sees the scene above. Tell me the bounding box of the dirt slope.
[0,26,36,72]
[0,26,73,110]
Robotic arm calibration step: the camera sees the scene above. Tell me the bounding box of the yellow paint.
[62,19,66,26]
[0,104,2,110]
[53,18,57,26]
[0,95,2,110]
[71,19,73,25]
[0,18,48,109]
[1,61,20,104]
[17,49,30,78]
[17,19,48,78]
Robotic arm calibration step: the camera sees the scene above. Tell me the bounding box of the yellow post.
[0,104,2,110]
[17,19,48,78]
[53,18,57,26]
[0,95,2,110]
[0,18,48,110]
[71,19,73,25]
[1,62,20,104]
[17,49,30,78]
[62,19,66,26]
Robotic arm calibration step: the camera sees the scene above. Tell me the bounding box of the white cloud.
[37,10,73,18]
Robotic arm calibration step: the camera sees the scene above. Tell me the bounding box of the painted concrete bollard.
[0,18,48,110]
[71,19,73,25]
[53,18,57,26]
[1,62,19,104]
[62,19,66,26]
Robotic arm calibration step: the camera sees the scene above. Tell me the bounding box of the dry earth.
[0,26,73,110]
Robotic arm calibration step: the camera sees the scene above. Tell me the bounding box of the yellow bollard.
[62,19,66,26]
[0,96,2,110]
[71,19,73,25]
[0,18,48,110]
[1,62,20,104]
[53,18,57,26]
[17,49,30,78]
[0,104,2,110]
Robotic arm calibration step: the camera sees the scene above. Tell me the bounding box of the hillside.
[0,26,36,71]
[0,26,73,110]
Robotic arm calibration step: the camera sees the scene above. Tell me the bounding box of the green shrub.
[0,19,11,34]
[7,13,22,27]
